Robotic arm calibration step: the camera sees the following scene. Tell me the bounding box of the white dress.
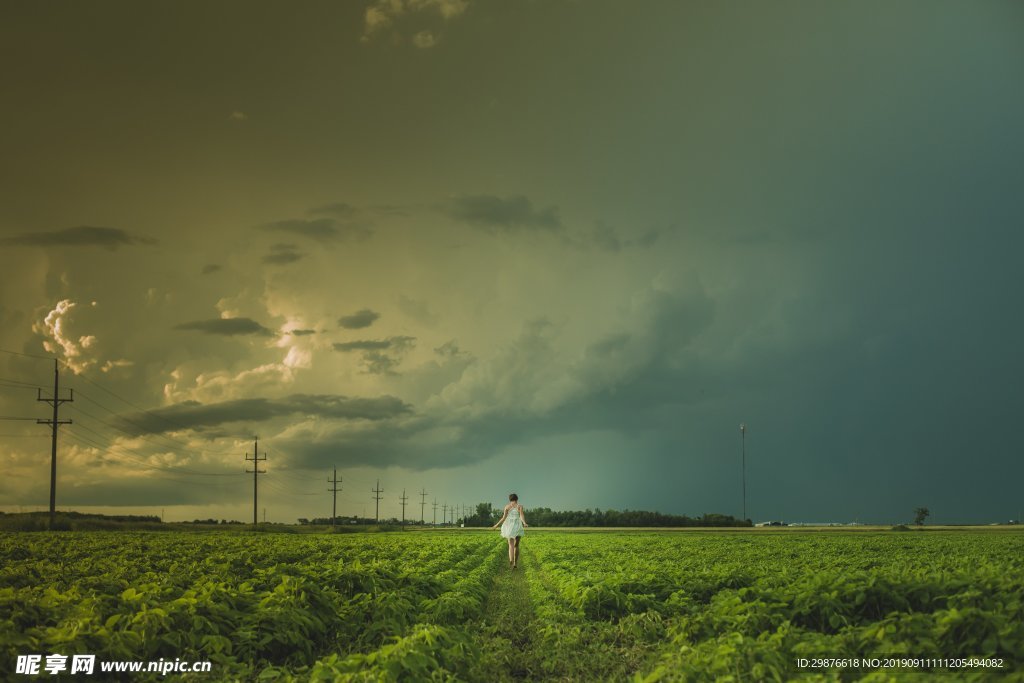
[501,505,525,539]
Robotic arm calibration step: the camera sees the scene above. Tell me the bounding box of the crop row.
[0,532,504,681]
[525,532,1024,681]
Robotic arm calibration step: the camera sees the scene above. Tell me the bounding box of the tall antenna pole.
[420,488,428,525]
[740,423,747,523]
[442,502,447,527]
[328,468,342,526]
[432,499,438,527]
[399,489,408,528]
[372,479,383,522]
[37,359,72,530]
[245,437,266,527]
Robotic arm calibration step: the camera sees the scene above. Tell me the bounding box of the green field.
[2,529,1022,681]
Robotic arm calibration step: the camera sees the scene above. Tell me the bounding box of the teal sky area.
[1,1,1022,524]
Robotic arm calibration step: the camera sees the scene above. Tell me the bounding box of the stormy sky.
[1,1,1022,524]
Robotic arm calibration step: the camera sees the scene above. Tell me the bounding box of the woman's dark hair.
[508,493,518,502]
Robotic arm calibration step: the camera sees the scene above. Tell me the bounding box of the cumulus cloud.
[174,317,275,337]
[338,308,380,329]
[286,329,317,336]
[32,299,97,373]
[112,394,413,435]
[201,264,222,275]
[447,194,562,232]
[361,0,469,45]
[1,226,157,250]
[412,30,436,48]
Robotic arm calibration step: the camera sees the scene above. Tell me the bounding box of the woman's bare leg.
[507,539,515,565]
[514,536,521,567]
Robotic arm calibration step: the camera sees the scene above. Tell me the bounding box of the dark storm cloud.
[334,336,415,375]
[262,244,305,265]
[582,222,660,252]
[282,293,719,471]
[201,264,222,275]
[447,195,562,232]
[333,336,414,352]
[263,251,304,265]
[174,318,274,337]
[309,202,359,218]
[338,308,380,329]
[0,226,157,250]
[260,218,372,242]
[112,394,413,436]
[287,329,316,336]
[434,340,464,357]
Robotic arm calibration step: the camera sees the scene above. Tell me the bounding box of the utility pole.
[740,423,747,523]
[245,437,266,527]
[432,499,438,527]
[442,502,447,527]
[37,359,72,530]
[399,489,408,527]
[420,488,428,525]
[372,479,383,522]
[328,468,342,526]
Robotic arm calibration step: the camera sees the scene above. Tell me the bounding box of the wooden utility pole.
[245,438,266,526]
[37,359,72,530]
[372,479,383,522]
[328,468,342,526]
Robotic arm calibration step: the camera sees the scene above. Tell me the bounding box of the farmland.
[2,529,1022,681]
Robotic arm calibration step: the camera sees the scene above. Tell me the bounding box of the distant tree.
[913,507,930,526]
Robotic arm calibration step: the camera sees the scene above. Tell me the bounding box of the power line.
[63,430,241,488]
[66,398,260,478]
[68,368,202,437]
[399,488,408,527]
[68,412,245,477]
[260,476,321,497]
[64,421,244,478]
[420,488,428,525]
[0,348,54,361]
[73,391,199,453]
[0,376,46,389]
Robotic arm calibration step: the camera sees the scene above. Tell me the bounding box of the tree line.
[464,504,750,528]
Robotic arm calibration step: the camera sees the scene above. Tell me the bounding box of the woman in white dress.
[491,493,528,569]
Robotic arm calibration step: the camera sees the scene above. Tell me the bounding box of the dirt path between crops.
[479,546,539,680]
